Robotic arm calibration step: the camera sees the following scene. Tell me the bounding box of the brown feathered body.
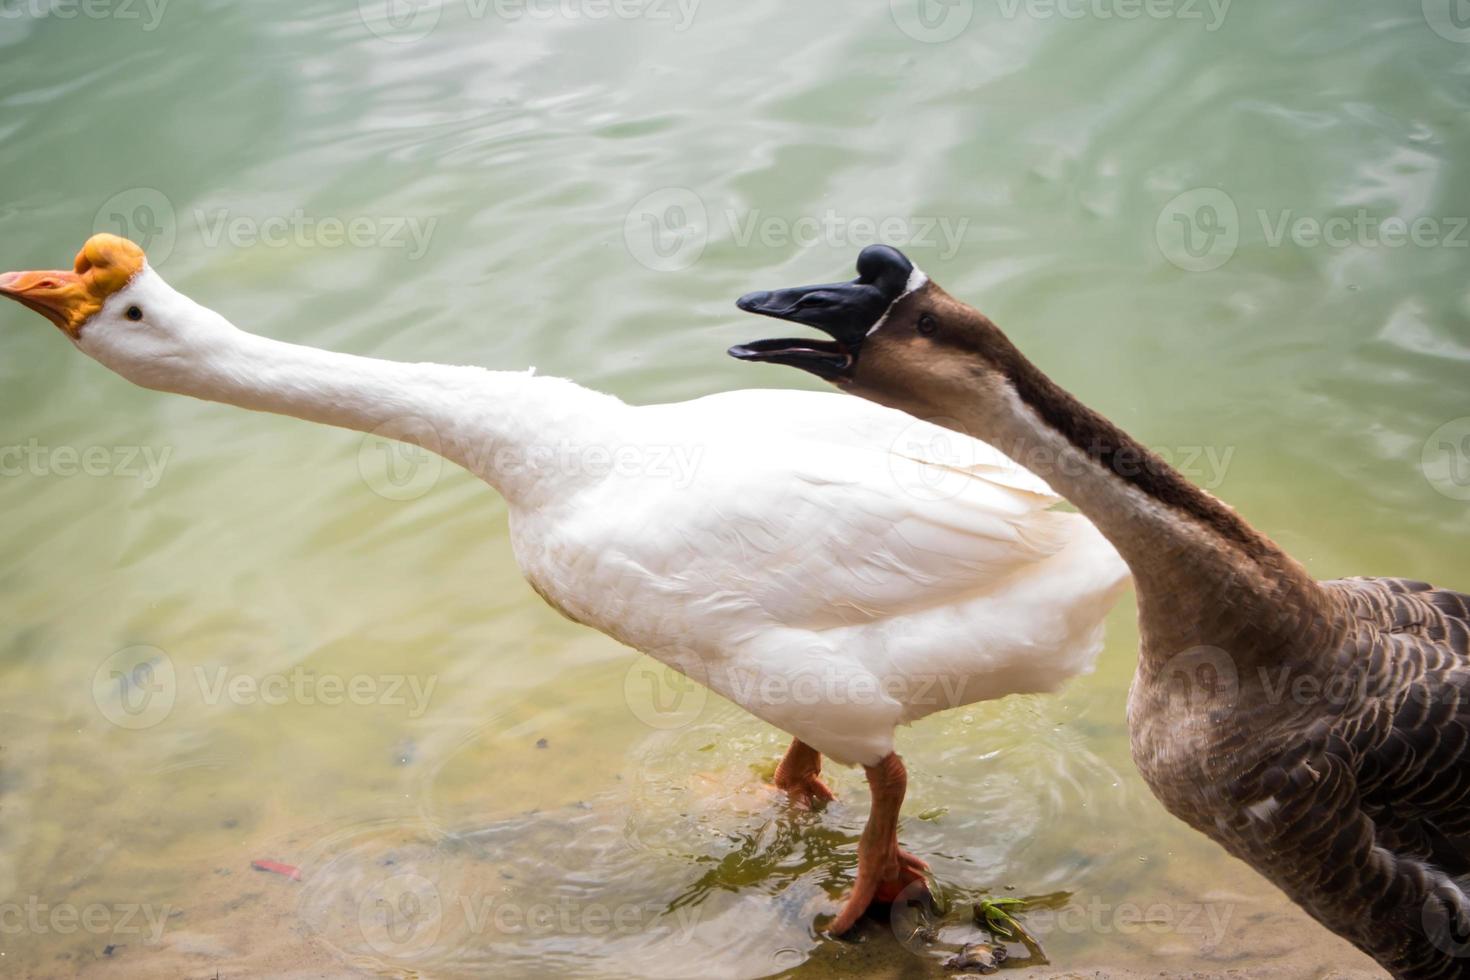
[773,264,1470,980]
[1130,576,1470,979]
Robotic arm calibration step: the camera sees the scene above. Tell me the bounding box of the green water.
[2,2,1468,977]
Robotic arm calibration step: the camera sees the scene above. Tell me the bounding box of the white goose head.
[0,234,233,392]
[0,233,622,509]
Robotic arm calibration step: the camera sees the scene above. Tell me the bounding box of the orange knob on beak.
[0,234,147,336]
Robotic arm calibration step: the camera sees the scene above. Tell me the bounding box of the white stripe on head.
[866,267,929,336]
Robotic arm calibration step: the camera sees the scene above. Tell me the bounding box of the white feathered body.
[504,385,1129,766]
[28,262,1127,769]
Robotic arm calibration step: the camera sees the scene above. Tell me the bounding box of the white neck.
[85,293,624,508]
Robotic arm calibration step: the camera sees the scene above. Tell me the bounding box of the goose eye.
[125,306,143,322]
[917,313,937,336]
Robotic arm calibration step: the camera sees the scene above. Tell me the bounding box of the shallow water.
[1,1,1468,977]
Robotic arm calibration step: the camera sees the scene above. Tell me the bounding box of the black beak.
[730,245,915,382]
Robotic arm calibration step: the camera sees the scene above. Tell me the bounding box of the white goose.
[0,234,1129,934]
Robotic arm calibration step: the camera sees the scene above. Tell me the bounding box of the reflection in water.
[286,701,1139,979]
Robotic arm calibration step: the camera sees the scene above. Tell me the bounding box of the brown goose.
[731,245,1470,979]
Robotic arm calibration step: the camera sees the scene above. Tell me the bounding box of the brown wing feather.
[1175,579,1470,979]
[1295,578,1470,978]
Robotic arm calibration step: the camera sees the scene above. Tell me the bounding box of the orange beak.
[0,234,148,336]
[0,268,89,334]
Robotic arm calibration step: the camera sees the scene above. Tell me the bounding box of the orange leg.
[827,752,929,936]
[773,738,835,809]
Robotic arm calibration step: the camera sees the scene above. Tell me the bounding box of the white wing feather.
[512,385,1130,764]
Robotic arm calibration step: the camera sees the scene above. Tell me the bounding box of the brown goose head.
[730,245,1026,425]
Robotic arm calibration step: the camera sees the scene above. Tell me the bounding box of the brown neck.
[857,312,1331,672]
[994,341,1328,668]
